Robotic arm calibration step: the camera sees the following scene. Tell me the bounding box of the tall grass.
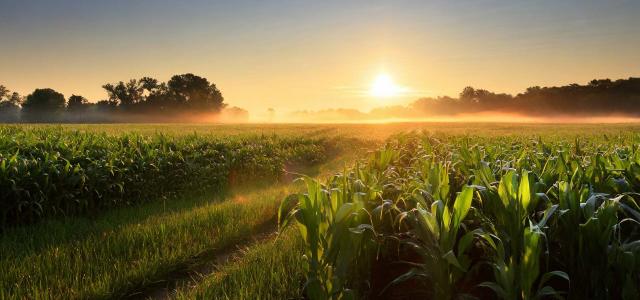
[175,229,306,300]
[0,184,293,299]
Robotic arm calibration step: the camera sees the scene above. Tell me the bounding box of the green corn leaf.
[452,185,474,231]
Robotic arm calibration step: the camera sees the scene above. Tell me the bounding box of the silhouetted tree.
[139,78,170,111]
[67,95,89,111]
[22,88,66,122]
[167,73,225,112]
[96,99,117,111]
[0,86,8,100]
[100,74,226,116]
[0,86,22,107]
[102,79,146,108]
[0,86,21,105]
[589,79,612,88]
[410,77,640,117]
[0,85,22,122]
[460,86,476,103]
[6,92,22,106]
[139,77,159,92]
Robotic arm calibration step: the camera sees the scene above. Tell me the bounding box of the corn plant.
[282,131,640,299]
[0,126,335,228]
[391,186,480,299]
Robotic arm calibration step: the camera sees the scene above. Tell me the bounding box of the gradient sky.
[1,0,639,117]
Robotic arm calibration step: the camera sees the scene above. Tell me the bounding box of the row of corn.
[0,126,332,228]
[280,132,640,299]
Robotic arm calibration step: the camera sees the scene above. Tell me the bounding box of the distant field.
[8,122,640,138]
[1,122,640,299]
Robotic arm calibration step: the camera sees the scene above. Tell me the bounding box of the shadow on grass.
[0,177,294,260]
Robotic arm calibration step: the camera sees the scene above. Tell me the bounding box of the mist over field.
[3,77,640,124]
[284,110,640,124]
[284,77,640,123]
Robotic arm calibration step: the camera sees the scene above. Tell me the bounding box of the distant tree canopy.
[167,73,225,111]
[67,95,90,111]
[102,73,225,113]
[0,85,22,122]
[0,73,229,123]
[0,85,22,108]
[412,77,640,117]
[21,88,66,121]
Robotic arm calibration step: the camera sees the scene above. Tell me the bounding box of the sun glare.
[370,74,402,98]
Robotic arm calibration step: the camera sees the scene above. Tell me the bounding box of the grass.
[0,189,220,262]
[0,183,294,299]
[175,229,306,300]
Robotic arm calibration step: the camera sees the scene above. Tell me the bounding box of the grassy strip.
[175,229,305,300]
[0,189,222,260]
[0,185,294,299]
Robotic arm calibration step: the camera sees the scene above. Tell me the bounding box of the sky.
[1,0,639,118]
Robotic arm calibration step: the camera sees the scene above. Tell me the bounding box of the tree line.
[3,76,639,123]
[0,73,246,123]
[411,77,640,117]
[289,77,640,121]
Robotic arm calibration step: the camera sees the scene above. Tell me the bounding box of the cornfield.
[0,126,333,228]
[280,132,640,299]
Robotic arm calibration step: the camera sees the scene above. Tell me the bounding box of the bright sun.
[370,73,402,98]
